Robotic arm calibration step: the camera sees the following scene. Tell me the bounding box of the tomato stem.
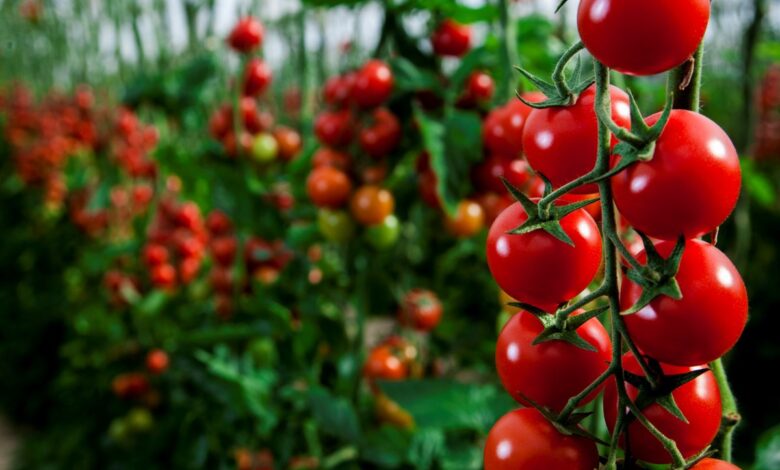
[711,358,740,461]
[551,41,585,102]
[496,0,517,102]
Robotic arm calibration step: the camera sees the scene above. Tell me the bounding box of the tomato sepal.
[621,234,686,315]
[625,366,711,424]
[510,302,610,353]
[514,52,594,109]
[514,391,608,444]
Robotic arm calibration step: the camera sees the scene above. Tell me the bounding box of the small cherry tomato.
[243,58,272,96]
[363,345,408,382]
[359,108,401,158]
[476,192,514,226]
[314,109,354,147]
[227,17,264,53]
[317,209,355,242]
[350,185,395,226]
[431,19,471,57]
[312,147,351,171]
[352,59,394,108]
[143,244,169,267]
[472,154,532,194]
[251,133,279,163]
[272,126,302,162]
[690,459,741,470]
[306,166,352,208]
[482,93,545,158]
[445,199,485,238]
[365,214,400,250]
[146,349,169,375]
[399,289,443,331]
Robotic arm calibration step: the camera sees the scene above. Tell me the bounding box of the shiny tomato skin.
[690,459,741,470]
[484,408,599,470]
[496,310,611,411]
[399,289,443,332]
[146,349,169,375]
[417,170,442,209]
[472,154,532,194]
[352,60,394,108]
[445,199,485,238]
[306,166,352,208]
[430,19,471,57]
[486,202,602,309]
[466,71,495,102]
[622,239,748,366]
[482,93,544,157]
[359,108,401,158]
[349,186,395,226]
[272,126,302,161]
[578,0,710,76]
[603,354,721,464]
[476,192,514,226]
[363,345,408,381]
[314,109,354,147]
[312,147,351,171]
[523,84,630,194]
[243,58,272,96]
[227,17,264,53]
[611,110,741,240]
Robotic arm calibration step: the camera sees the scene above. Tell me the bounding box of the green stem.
[497,0,517,102]
[558,364,615,421]
[711,358,740,461]
[667,44,704,112]
[551,41,584,100]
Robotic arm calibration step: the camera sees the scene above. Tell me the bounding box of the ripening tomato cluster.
[755,64,780,161]
[484,2,748,468]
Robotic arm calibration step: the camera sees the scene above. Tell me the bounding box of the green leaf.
[391,57,442,93]
[742,159,777,207]
[408,428,445,470]
[360,426,411,469]
[308,386,361,443]
[755,425,780,470]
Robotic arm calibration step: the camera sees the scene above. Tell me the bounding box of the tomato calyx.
[516,391,608,444]
[622,233,685,315]
[512,303,610,353]
[502,177,599,246]
[515,42,593,108]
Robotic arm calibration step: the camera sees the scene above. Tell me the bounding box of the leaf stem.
[551,41,585,100]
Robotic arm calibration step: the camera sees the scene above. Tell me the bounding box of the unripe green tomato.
[251,133,278,163]
[126,407,154,432]
[248,337,277,367]
[108,418,131,442]
[317,209,355,243]
[365,214,400,249]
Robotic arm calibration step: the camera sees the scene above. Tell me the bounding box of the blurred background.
[2,0,780,469]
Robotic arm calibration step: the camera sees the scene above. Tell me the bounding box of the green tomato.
[251,133,278,163]
[126,407,154,432]
[365,214,400,249]
[317,209,355,243]
[108,418,131,442]
[248,337,277,367]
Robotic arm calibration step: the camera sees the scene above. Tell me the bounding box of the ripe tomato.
[251,133,278,163]
[523,84,630,194]
[476,192,514,226]
[365,214,400,249]
[690,459,741,470]
[361,164,388,185]
[272,126,302,161]
[323,72,355,107]
[243,58,272,96]
[466,71,494,103]
[317,209,355,242]
[486,202,602,309]
[363,345,408,381]
[312,147,351,171]
[352,60,394,108]
[482,93,544,157]
[445,199,485,238]
[150,263,176,289]
[496,310,611,411]
[484,408,599,470]
[210,236,237,266]
[611,110,741,240]
[146,349,169,375]
[210,266,233,294]
[306,166,352,208]
[578,0,710,76]
[227,17,264,53]
[603,354,721,464]
[417,170,441,209]
[314,109,354,147]
[349,185,395,226]
[209,104,233,139]
[206,210,232,235]
[431,19,471,57]
[399,289,443,331]
[622,239,748,366]
[359,108,401,158]
[472,154,532,194]
[143,244,169,266]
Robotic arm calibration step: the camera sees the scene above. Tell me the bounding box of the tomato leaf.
[308,386,361,443]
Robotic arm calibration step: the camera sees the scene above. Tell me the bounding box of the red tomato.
[476,192,514,226]
[496,310,611,411]
[363,345,408,381]
[431,19,471,57]
[484,408,599,470]
[603,354,721,464]
[243,59,272,96]
[312,147,351,171]
[482,93,544,157]
[206,210,232,235]
[359,108,401,158]
[611,110,741,240]
[352,60,394,108]
[306,166,353,208]
[472,154,532,194]
[622,239,748,366]
[523,84,630,194]
[227,17,264,53]
[314,109,354,147]
[445,199,485,238]
[209,104,233,139]
[146,349,169,375]
[150,263,176,289]
[399,289,443,331]
[578,0,710,76]
[323,72,355,107]
[486,202,602,309]
[179,257,201,284]
[460,71,495,106]
[690,459,741,470]
[350,185,395,226]
[210,236,237,266]
[418,170,442,209]
[210,266,233,294]
[240,97,268,135]
[143,244,169,267]
[272,126,302,161]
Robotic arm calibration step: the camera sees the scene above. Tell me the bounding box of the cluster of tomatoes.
[755,64,780,161]
[308,59,402,248]
[483,1,746,469]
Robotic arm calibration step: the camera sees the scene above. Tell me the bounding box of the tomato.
[146,349,169,375]
[611,110,741,240]
[482,93,544,157]
[622,239,748,366]
[251,133,278,163]
[272,126,302,161]
[496,310,611,411]
[417,170,441,209]
[317,209,355,242]
[431,19,471,57]
[484,408,599,470]
[175,202,202,229]
[210,266,233,294]
[349,185,395,226]
[150,263,176,289]
[472,154,532,194]
[399,289,443,331]
[603,354,721,464]
[240,97,270,135]
[227,17,264,53]
[306,166,352,208]
[243,58,272,96]
[690,459,741,470]
[578,0,710,76]
[476,192,514,226]
[222,131,253,158]
[143,243,169,266]
[210,236,237,266]
[365,214,400,249]
[523,84,630,194]
[363,345,408,381]
[314,109,354,147]
[323,72,355,107]
[445,199,485,238]
[312,147,351,171]
[361,164,388,185]
[209,104,233,139]
[112,373,150,399]
[179,257,201,284]
[206,210,232,235]
[486,202,602,309]
[359,108,401,158]
[464,71,494,104]
[352,59,394,108]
